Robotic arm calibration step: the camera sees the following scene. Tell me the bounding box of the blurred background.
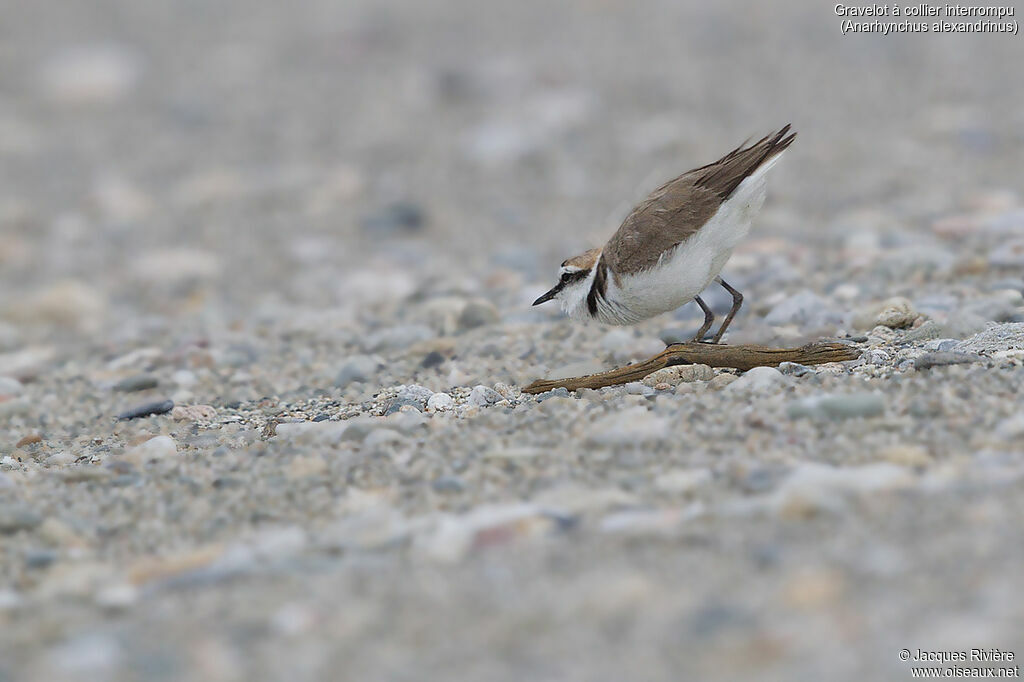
[2,0,1022,345]
[2,1,1024,681]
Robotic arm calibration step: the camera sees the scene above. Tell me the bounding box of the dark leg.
[691,296,715,342]
[711,277,743,343]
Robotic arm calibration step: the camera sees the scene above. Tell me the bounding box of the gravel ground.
[2,1,1024,680]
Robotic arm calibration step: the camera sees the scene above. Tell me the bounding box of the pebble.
[116,399,174,420]
[707,374,738,391]
[0,376,24,397]
[468,385,502,407]
[874,297,918,329]
[113,374,158,392]
[39,45,140,105]
[995,415,1024,440]
[421,351,446,368]
[677,364,715,382]
[778,362,811,377]
[125,435,177,462]
[725,366,787,392]
[361,201,426,235]
[772,463,914,518]
[955,323,1024,355]
[913,352,982,370]
[336,355,380,387]
[862,349,891,365]
[988,238,1024,267]
[655,468,713,494]
[536,387,572,401]
[0,504,43,534]
[395,384,434,407]
[458,300,500,331]
[426,392,455,411]
[787,393,885,420]
[431,475,466,493]
[879,445,933,467]
[624,382,654,396]
[171,404,217,421]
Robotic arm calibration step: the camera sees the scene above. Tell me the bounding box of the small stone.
[16,433,42,447]
[94,583,139,610]
[113,374,158,392]
[874,297,918,329]
[171,404,217,421]
[924,339,960,352]
[913,352,982,370]
[623,382,653,396]
[536,387,572,401]
[116,399,173,420]
[996,415,1024,440]
[778,362,811,377]
[787,393,885,420]
[421,351,445,368]
[361,201,426,235]
[862,349,891,365]
[384,398,422,415]
[0,504,42,534]
[725,366,787,392]
[677,364,715,382]
[431,475,466,493]
[707,374,738,390]
[458,300,500,331]
[642,367,682,387]
[772,463,914,518]
[335,355,380,387]
[0,376,24,397]
[955,323,1024,355]
[879,445,933,467]
[655,468,712,494]
[395,384,434,407]
[468,385,502,407]
[426,392,454,411]
[339,418,380,443]
[125,435,177,462]
[39,45,140,105]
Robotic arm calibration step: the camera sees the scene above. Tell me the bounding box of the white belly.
[593,166,771,324]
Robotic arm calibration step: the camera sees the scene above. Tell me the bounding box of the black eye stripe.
[560,269,589,284]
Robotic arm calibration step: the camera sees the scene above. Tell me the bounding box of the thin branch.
[523,341,860,394]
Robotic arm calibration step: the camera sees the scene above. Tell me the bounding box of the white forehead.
[559,265,583,274]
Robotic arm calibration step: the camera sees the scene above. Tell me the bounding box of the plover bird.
[533,125,795,343]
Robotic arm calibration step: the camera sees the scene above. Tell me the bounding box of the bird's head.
[533,248,600,311]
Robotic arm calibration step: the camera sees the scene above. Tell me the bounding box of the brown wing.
[603,126,796,277]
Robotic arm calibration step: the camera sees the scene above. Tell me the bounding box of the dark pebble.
[113,375,158,392]
[536,387,571,402]
[361,202,426,235]
[431,475,466,493]
[421,351,445,369]
[0,505,42,534]
[25,549,58,569]
[914,352,983,370]
[385,398,423,415]
[117,399,174,421]
[313,414,331,422]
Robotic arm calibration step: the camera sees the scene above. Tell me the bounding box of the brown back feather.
[603,125,795,277]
